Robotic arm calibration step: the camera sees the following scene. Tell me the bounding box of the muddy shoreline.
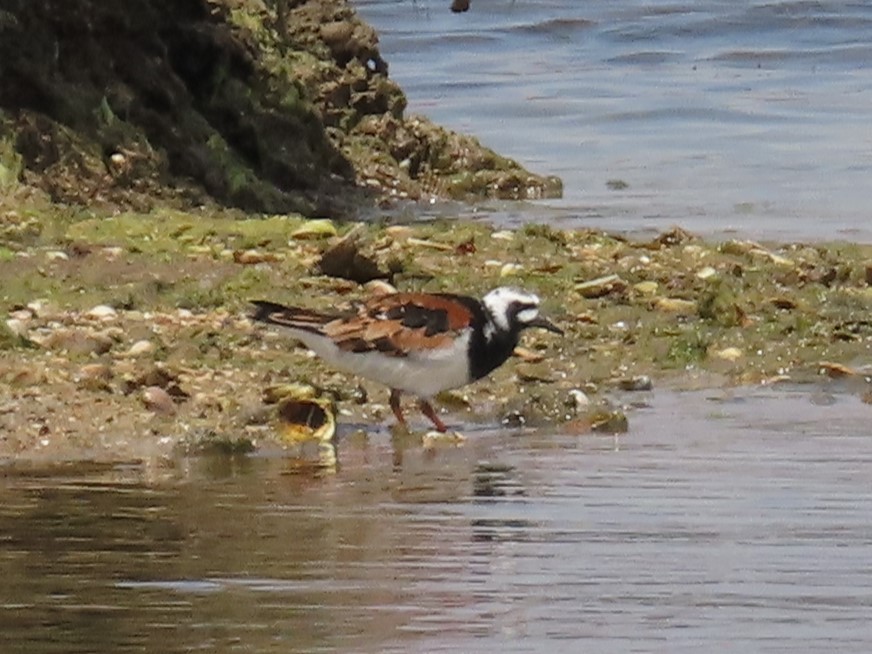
[3,211,872,462]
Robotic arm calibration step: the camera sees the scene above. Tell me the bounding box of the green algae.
[64,210,315,255]
[0,135,22,194]
[4,194,872,456]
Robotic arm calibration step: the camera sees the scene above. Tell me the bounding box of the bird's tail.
[250,300,335,335]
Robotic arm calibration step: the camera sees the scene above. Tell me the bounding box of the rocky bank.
[0,0,561,217]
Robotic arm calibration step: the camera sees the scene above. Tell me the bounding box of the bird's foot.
[418,399,448,433]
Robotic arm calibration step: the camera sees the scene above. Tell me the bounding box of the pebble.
[77,363,113,391]
[618,375,653,392]
[575,274,626,299]
[26,300,52,317]
[289,219,337,240]
[422,430,466,448]
[568,389,591,409]
[653,297,697,314]
[192,392,225,411]
[34,328,114,355]
[5,318,28,337]
[79,363,112,381]
[142,386,176,415]
[102,246,124,260]
[8,368,46,387]
[365,279,398,296]
[138,364,179,390]
[86,305,117,320]
[126,340,156,357]
[712,347,743,362]
[633,281,659,296]
[500,263,523,277]
[233,249,278,265]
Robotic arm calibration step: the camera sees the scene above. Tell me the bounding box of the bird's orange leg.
[419,399,448,433]
[389,389,408,429]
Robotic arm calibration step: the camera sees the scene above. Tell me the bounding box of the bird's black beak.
[528,315,564,335]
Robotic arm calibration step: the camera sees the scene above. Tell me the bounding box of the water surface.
[353,0,872,241]
[3,386,872,652]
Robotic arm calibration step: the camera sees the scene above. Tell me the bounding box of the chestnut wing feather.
[324,293,476,356]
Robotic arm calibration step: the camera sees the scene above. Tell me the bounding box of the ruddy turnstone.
[251,287,562,432]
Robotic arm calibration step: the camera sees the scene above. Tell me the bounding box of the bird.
[250,287,563,432]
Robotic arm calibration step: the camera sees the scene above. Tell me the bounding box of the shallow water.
[3,386,872,652]
[353,0,872,241]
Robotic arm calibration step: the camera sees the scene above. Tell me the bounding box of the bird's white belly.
[290,329,472,398]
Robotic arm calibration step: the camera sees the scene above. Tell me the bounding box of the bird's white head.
[482,287,563,338]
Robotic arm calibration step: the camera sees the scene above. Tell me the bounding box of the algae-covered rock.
[0,0,560,215]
